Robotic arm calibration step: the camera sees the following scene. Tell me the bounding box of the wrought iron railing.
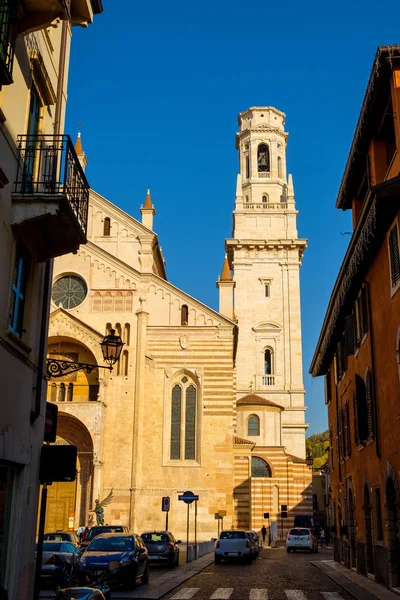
[0,0,17,86]
[14,134,89,234]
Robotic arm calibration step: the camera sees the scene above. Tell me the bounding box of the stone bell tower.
[221,106,308,458]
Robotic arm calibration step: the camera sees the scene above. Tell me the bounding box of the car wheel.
[214,554,221,564]
[126,567,138,590]
[142,563,150,584]
[174,551,179,567]
[286,548,291,553]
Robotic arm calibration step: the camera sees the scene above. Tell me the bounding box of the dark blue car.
[79,533,149,590]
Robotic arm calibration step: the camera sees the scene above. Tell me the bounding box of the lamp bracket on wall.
[46,359,112,380]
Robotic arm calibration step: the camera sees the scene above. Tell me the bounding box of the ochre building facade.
[46,106,312,541]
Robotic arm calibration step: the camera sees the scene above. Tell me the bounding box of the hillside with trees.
[306,430,329,470]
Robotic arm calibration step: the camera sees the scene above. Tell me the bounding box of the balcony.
[0,0,17,86]
[244,202,288,211]
[256,375,276,387]
[258,172,270,178]
[12,134,89,261]
[17,0,103,35]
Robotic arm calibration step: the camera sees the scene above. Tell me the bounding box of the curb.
[312,560,400,600]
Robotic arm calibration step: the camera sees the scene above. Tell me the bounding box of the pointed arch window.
[170,376,199,462]
[257,144,270,174]
[181,305,188,326]
[103,217,111,236]
[59,383,66,402]
[251,456,272,477]
[124,323,130,345]
[248,415,260,436]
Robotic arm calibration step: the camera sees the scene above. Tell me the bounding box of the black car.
[141,531,181,567]
[80,525,129,551]
[79,533,149,590]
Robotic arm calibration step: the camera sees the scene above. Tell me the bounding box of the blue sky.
[65,0,400,435]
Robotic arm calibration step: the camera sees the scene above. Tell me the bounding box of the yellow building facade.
[46,107,312,541]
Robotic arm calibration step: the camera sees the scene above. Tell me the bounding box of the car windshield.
[43,533,69,541]
[141,533,169,543]
[289,529,310,536]
[220,531,245,539]
[86,527,123,541]
[88,536,133,552]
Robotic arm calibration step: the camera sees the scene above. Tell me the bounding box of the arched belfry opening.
[257,143,270,175]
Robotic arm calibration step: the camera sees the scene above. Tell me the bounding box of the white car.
[286,527,318,553]
[214,530,252,564]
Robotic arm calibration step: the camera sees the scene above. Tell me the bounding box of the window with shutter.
[340,334,347,374]
[344,401,351,457]
[338,409,344,460]
[8,243,30,338]
[354,299,361,346]
[353,392,360,446]
[365,369,374,439]
[336,410,340,463]
[355,374,368,442]
[345,314,355,356]
[170,385,182,459]
[184,386,196,460]
[325,370,332,405]
[389,224,400,288]
[360,286,368,337]
[329,426,334,470]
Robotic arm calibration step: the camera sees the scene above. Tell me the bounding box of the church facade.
[46,107,312,540]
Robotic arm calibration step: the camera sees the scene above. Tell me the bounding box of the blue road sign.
[178,490,199,504]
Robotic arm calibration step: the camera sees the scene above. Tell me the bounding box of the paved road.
[161,547,353,600]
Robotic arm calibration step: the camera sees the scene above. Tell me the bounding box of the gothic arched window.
[257,144,270,173]
[264,348,273,374]
[251,456,272,478]
[103,217,111,236]
[181,305,188,326]
[248,415,260,436]
[67,383,73,402]
[170,376,198,461]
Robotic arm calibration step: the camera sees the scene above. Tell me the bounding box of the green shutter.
[184,386,196,460]
[170,385,182,459]
[389,225,400,287]
[366,370,374,439]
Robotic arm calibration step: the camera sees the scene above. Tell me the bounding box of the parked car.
[214,530,252,564]
[80,525,129,551]
[36,541,80,586]
[286,527,318,553]
[141,531,181,567]
[44,532,81,546]
[246,531,259,558]
[79,533,149,590]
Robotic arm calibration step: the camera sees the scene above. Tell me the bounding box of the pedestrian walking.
[261,525,267,545]
[77,524,85,540]
[320,528,326,547]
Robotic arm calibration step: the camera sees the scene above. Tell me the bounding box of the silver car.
[286,527,318,553]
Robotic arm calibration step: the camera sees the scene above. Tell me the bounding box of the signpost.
[178,491,199,563]
[214,512,223,536]
[162,496,170,530]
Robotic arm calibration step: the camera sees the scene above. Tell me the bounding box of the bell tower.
[224,106,308,458]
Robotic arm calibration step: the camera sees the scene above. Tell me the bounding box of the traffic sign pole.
[186,502,190,563]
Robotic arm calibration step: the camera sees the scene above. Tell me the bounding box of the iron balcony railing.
[0,0,17,86]
[14,134,89,234]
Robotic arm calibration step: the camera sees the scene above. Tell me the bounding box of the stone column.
[129,295,149,530]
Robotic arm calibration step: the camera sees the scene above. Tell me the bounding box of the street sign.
[44,402,58,443]
[264,512,270,519]
[218,510,226,516]
[162,496,170,512]
[214,513,223,520]
[178,490,199,504]
[281,504,287,511]
[281,511,288,519]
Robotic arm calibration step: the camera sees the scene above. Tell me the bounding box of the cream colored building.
[46,106,312,542]
[0,3,102,598]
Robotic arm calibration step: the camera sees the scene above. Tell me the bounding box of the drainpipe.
[30,19,68,423]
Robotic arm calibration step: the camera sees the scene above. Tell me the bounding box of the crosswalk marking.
[285,592,308,600]
[249,590,268,600]
[170,589,200,600]
[210,589,234,600]
[321,594,344,599]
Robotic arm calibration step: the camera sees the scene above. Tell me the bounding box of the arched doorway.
[45,413,94,531]
[363,484,374,574]
[386,476,400,587]
[348,489,357,569]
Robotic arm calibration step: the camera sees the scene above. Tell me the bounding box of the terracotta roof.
[143,188,152,209]
[75,132,83,155]
[236,394,284,410]
[220,254,232,281]
[286,453,306,464]
[234,435,255,446]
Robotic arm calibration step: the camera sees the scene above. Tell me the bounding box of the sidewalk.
[312,558,400,600]
[39,552,214,600]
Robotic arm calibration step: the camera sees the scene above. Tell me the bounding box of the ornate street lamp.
[306,453,314,468]
[46,329,124,379]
